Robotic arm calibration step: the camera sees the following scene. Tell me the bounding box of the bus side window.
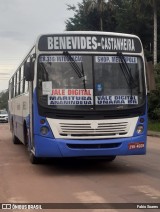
[22,61,29,93]
[18,68,21,95]
[16,71,19,96]
[20,66,24,94]
[22,65,26,93]
[14,73,17,97]
[11,78,14,98]
[9,80,11,100]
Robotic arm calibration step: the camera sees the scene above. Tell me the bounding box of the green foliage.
[65,0,116,31]
[112,0,153,57]
[0,90,9,111]
[65,0,160,61]
[148,120,160,132]
[148,63,160,120]
[65,0,160,120]
[66,0,102,31]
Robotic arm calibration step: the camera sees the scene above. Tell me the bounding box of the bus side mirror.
[24,61,34,81]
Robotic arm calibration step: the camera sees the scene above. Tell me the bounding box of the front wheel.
[98,156,116,162]
[107,156,116,162]
[29,150,41,164]
[105,156,116,162]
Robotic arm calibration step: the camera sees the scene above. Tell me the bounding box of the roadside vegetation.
[148,120,160,132]
[148,63,160,132]
[0,90,8,111]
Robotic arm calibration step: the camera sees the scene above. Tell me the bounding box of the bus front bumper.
[33,134,147,158]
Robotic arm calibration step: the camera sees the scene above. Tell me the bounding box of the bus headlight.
[40,126,49,135]
[136,125,144,134]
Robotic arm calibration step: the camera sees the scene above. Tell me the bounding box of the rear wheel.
[11,121,21,144]
[24,124,29,147]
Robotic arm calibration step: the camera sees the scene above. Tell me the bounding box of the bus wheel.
[98,156,116,162]
[12,122,21,144]
[24,124,29,147]
[29,151,40,164]
[105,156,116,162]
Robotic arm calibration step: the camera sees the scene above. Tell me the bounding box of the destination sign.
[48,89,93,105]
[38,34,142,53]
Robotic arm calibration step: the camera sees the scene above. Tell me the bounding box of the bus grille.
[47,117,138,139]
[59,121,128,138]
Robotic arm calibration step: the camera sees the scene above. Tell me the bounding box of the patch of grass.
[148,120,160,132]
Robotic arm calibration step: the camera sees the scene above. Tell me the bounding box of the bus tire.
[105,156,116,162]
[12,135,20,144]
[100,155,116,162]
[11,122,21,144]
[24,123,29,147]
[29,151,40,164]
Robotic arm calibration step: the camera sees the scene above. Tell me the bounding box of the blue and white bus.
[8,31,148,164]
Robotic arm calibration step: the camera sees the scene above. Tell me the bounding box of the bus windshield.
[37,54,145,111]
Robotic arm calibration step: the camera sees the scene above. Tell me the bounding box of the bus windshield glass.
[37,55,145,111]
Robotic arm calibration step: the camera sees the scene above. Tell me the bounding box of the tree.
[85,0,106,31]
[153,0,157,65]
[0,90,9,110]
[65,0,116,31]
[148,62,160,120]
[111,0,153,55]
[65,0,160,61]
[65,0,160,120]
[134,0,158,64]
[66,0,100,31]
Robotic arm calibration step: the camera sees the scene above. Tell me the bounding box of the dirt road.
[0,123,160,211]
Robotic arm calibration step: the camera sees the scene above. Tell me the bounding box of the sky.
[0,0,80,92]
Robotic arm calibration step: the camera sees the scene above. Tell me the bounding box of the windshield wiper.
[63,51,87,90]
[40,63,49,81]
[81,62,86,90]
[117,52,136,96]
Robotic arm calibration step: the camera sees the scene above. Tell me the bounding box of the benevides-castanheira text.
[47,36,135,51]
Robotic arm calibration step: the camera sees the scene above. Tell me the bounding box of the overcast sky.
[0,0,80,92]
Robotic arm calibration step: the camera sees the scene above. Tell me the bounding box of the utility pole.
[153,0,157,65]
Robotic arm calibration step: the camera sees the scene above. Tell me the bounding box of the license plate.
[128,142,145,150]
